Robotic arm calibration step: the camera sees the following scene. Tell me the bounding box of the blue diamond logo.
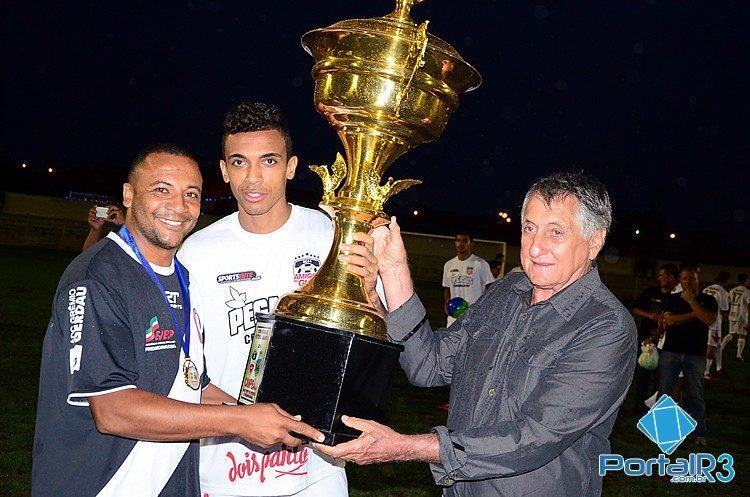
[637,394,696,454]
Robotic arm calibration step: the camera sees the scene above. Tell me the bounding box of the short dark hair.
[222,101,293,158]
[658,263,679,279]
[128,143,198,183]
[739,274,748,284]
[716,271,731,284]
[455,232,473,242]
[522,171,612,237]
[489,259,502,269]
[679,264,699,275]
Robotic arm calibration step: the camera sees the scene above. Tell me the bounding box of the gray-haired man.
[316,172,637,497]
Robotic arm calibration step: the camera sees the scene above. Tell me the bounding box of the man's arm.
[681,291,717,326]
[319,312,637,483]
[89,388,323,448]
[443,287,452,314]
[201,383,236,405]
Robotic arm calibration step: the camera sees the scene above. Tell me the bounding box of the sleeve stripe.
[67,385,138,406]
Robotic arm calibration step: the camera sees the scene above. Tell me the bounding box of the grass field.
[0,245,747,496]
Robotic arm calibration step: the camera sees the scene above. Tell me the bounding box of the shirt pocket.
[506,346,562,403]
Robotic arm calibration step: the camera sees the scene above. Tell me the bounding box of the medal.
[183,358,201,390]
[119,227,199,391]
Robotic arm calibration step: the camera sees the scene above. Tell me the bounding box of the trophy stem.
[274,206,387,340]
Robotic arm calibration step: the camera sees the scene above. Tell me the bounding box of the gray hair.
[521,171,612,238]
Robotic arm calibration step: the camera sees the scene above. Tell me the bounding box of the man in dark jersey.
[630,263,679,408]
[658,265,717,447]
[32,144,323,497]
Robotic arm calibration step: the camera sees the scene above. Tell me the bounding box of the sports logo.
[292,253,321,287]
[217,270,261,284]
[164,290,182,309]
[466,266,474,276]
[225,287,279,343]
[144,316,177,351]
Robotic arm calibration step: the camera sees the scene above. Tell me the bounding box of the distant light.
[21,162,27,169]
[412,209,419,216]
[498,211,508,219]
[634,229,640,235]
[506,217,512,223]
[669,233,677,239]
[47,167,54,173]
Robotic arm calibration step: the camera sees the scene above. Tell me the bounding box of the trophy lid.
[302,0,481,94]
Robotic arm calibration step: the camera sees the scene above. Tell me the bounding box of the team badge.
[292,253,321,287]
[466,266,474,276]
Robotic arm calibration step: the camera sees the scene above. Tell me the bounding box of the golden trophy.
[239,0,480,444]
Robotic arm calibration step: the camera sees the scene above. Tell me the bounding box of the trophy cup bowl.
[238,0,481,444]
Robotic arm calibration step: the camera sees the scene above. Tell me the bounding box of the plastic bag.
[638,342,659,371]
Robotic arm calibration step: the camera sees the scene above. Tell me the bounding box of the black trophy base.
[254,314,403,445]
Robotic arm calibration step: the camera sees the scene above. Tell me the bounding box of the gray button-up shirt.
[386,267,636,497]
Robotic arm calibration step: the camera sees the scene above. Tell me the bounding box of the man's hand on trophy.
[313,415,406,465]
[232,403,325,449]
[372,217,414,310]
[339,232,387,315]
[371,216,408,273]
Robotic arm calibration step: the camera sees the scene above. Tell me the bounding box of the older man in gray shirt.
[318,172,637,497]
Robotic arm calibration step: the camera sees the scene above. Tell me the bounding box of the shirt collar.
[512,263,602,321]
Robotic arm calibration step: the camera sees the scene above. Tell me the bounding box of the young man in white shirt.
[721,274,750,361]
[442,233,495,325]
[702,271,730,378]
[179,102,381,497]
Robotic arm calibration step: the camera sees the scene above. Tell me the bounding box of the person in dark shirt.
[631,263,679,407]
[658,265,717,447]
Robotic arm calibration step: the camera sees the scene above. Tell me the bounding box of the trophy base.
[240,314,403,446]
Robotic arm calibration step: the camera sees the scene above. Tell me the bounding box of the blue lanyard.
[119,226,191,360]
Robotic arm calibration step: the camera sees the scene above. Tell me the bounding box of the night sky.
[4,1,750,250]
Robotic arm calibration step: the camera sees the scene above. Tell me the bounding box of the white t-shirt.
[728,285,750,324]
[702,284,729,333]
[178,205,345,496]
[442,254,494,325]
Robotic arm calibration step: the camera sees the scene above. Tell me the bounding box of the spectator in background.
[658,265,717,447]
[702,271,731,378]
[489,257,503,279]
[630,263,679,409]
[722,274,750,361]
[442,233,495,325]
[83,204,124,251]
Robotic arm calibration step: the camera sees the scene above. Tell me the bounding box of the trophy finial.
[390,0,426,21]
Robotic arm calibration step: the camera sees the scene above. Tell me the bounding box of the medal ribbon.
[119,226,191,361]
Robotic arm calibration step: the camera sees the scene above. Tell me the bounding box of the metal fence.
[0,213,90,251]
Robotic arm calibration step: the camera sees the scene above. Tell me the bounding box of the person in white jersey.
[702,271,730,378]
[179,102,383,497]
[442,233,495,325]
[721,273,750,361]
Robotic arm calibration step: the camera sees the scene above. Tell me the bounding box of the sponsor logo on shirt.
[144,316,177,351]
[68,286,87,374]
[226,446,309,484]
[217,270,261,284]
[466,266,474,276]
[165,290,182,309]
[292,253,321,287]
[225,286,279,343]
[451,275,474,288]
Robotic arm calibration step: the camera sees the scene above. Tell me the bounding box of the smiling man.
[316,171,637,497]
[178,103,382,497]
[32,144,324,497]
